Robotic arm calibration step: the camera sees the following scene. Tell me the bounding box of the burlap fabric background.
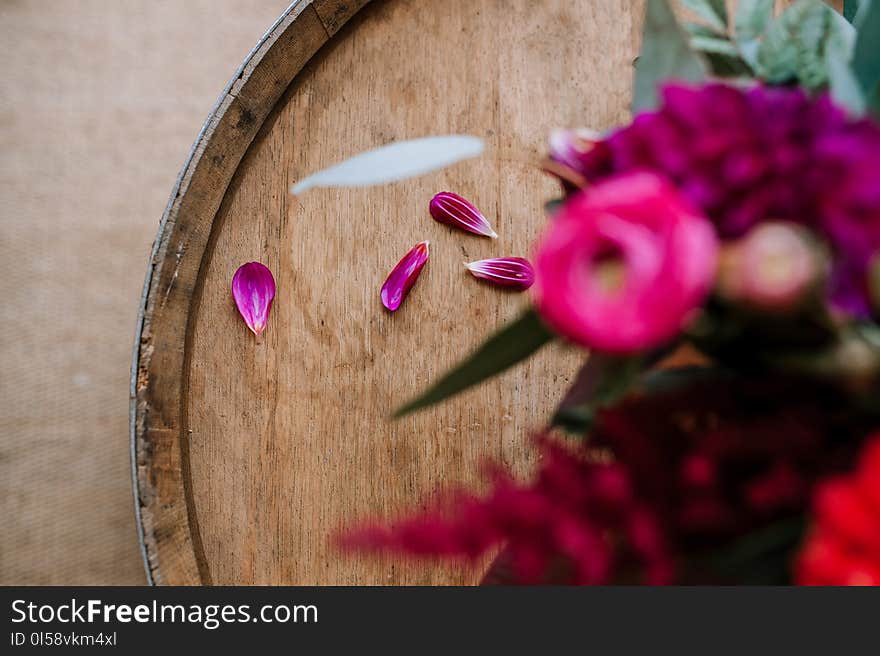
[0,0,287,584]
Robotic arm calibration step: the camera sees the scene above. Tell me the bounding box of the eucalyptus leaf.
[734,0,774,42]
[690,35,742,57]
[393,308,554,418]
[754,1,813,84]
[852,0,880,114]
[756,0,855,89]
[290,135,484,195]
[855,0,874,23]
[681,0,728,32]
[633,0,707,113]
[703,52,754,78]
[827,44,867,115]
[844,0,860,22]
[738,39,761,70]
[684,21,725,38]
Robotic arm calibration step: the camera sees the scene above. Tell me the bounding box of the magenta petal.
[232,262,276,336]
[548,128,600,171]
[381,241,430,311]
[465,257,535,291]
[429,192,498,238]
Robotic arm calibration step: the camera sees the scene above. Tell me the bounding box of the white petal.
[291,135,484,195]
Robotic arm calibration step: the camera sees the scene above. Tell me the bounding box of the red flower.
[340,438,673,585]
[796,436,880,586]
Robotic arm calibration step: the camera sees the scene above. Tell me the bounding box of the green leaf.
[633,0,707,113]
[551,355,646,433]
[544,198,564,217]
[827,43,867,115]
[683,21,725,38]
[691,517,806,585]
[639,365,730,395]
[703,52,755,78]
[734,0,774,42]
[552,346,679,433]
[690,35,743,57]
[681,0,728,32]
[869,254,880,310]
[754,2,813,84]
[755,0,856,90]
[853,0,880,114]
[844,0,860,22]
[393,309,554,418]
[685,21,755,76]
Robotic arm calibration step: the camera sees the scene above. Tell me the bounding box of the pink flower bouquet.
[319,0,880,585]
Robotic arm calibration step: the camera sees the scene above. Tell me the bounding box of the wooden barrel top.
[132,0,639,585]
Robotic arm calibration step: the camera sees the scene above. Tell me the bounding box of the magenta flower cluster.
[563,83,880,317]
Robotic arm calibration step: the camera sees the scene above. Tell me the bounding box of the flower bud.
[718,222,822,312]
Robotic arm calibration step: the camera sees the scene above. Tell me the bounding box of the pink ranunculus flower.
[532,172,719,353]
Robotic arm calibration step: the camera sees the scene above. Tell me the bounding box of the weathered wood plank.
[182,0,638,585]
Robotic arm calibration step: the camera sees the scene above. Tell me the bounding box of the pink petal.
[381,241,430,311]
[429,192,498,238]
[465,257,535,291]
[548,128,600,171]
[232,262,276,336]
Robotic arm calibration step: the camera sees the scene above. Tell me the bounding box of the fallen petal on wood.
[429,191,498,239]
[232,262,276,336]
[381,241,430,312]
[290,135,484,194]
[466,257,535,291]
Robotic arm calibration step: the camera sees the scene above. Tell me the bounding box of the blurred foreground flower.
[381,241,430,312]
[562,83,880,317]
[591,374,860,544]
[340,438,672,585]
[429,192,498,239]
[533,172,718,353]
[717,222,825,312]
[232,262,276,337]
[796,436,880,585]
[548,128,601,171]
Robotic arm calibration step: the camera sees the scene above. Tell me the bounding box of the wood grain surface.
[135,0,639,585]
[141,0,843,585]
[183,0,641,585]
[133,0,363,586]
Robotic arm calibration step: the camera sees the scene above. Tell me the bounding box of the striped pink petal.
[381,241,430,311]
[232,262,276,336]
[465,257,535,291]
[429,192,498,239]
